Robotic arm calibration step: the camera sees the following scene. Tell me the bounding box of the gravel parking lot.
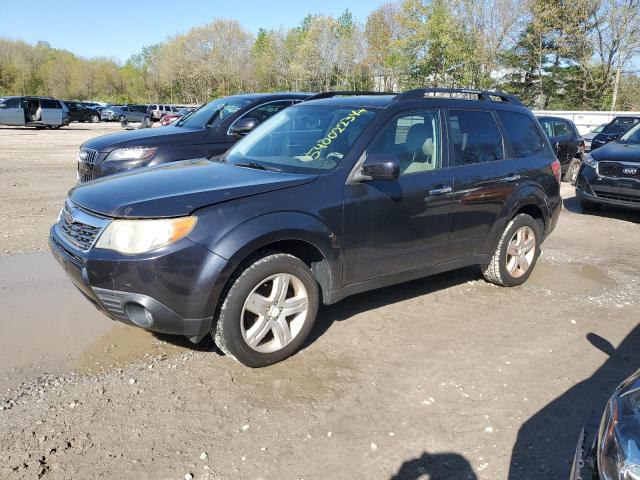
[0,123,639,479]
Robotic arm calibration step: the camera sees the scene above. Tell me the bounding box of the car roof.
[224,92,313,102]
[536,115,573,123]
[302,95,395,108]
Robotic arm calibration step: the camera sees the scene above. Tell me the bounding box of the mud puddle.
[0,253,204,390]
[528,262,610,295]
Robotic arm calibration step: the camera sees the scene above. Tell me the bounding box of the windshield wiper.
[234,161,282,172]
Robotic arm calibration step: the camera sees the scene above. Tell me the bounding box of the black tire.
[118,115,125,122]
[90,114,99,123]
[564,158,581,184]
[482,213,542,287]
[143,116,151,128]
[213,252,319,367]
[580,197,600,211]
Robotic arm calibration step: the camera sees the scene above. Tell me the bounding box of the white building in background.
[533,110,640,135]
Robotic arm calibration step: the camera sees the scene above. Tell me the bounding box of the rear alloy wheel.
[564,158,581,184]
[214,252,319,367]
[143,116,152,128]
[482,213,541,287]
[118,115,125,123]
[90,114,99,123]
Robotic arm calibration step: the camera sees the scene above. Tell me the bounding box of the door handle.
[503,174,521,183]
[428,186,453,196]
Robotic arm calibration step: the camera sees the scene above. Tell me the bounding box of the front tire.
[482,214,541,287]
[214,252,319,367]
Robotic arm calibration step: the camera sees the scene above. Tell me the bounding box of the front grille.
[598,161,640,179]
[57,201,108,251]
[593,190,640,204]
[78,147,99,182]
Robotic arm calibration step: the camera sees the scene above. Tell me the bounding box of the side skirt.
[326,254,491,305]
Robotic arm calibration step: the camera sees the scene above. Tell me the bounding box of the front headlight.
[107,147,158,161]
[584,152,598,169]
[95,216,197,254]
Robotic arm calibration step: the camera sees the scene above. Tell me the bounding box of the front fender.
[189,210,342,306]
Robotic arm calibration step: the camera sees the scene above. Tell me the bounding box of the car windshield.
[591,124,606,133]
[225,105,377,173]
[619,123,640,144]
[176,97,254,128]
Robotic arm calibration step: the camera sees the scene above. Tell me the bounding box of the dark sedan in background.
[76,92,310,182]
[537,115,585,182]
[576,122,640,211]
[590,116,640,151]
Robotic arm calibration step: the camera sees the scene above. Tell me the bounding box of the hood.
[82,126,207,152]
[591,141,640,163]
[69,159,317,218]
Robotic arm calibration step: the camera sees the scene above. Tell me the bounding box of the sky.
[0,0,388,63]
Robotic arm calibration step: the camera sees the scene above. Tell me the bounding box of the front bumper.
[569,428,598,480]
[49,226,231,338]
[575,164,640,210]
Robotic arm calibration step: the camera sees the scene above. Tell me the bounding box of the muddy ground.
[0,123,639,479]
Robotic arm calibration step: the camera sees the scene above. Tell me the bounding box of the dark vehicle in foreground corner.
[63,101,101,123]
[570,369,640,480]
[591,116,640,151]
[76,93,310,182]
[538,115,585,183]
[50,88,562,367]
[576,122,640,211]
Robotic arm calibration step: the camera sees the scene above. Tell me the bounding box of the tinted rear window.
[497,111,546,158]
[41,99,60,109]
[448,110,504,165]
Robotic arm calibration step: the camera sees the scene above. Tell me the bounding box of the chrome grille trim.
[78,147,99,183]
[57,200,110,252]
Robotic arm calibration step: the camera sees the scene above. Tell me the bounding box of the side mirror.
[355,153,400,182]
[229,117,259,137]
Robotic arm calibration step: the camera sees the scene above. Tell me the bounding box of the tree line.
[1,0,639,110]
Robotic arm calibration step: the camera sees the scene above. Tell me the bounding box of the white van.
[0,96,70,128]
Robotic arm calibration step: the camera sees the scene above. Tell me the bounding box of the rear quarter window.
[497,111,546,158]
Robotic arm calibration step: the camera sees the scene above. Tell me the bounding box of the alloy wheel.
[505,226,536,278]
[240,273,309,353]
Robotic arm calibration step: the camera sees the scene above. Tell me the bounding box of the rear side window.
[553,120,572,137]
[497,111,546,158]
[448,110,504,165]
[41,99,60,109]
[4,98,21,108]
[538,118,553,138]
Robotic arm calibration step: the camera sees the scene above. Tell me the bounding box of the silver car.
[100,105,151,126]
[0,96,70,128]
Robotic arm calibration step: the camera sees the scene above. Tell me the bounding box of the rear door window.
[41,99,60,109]
[496,111,547,158]
[538,119,554,138]
[448,110,504,165]
[553,120,572,137]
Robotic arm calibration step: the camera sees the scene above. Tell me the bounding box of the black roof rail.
[304,91,396,101]
[394,88,523,106]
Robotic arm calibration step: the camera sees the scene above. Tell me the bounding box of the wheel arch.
[484,184,551,254]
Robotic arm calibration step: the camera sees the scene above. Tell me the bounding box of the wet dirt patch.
[74,324,211,373]
[527,262,610,295]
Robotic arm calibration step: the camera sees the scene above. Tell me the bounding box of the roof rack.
[394,88,523,106]
[304,91,396,101]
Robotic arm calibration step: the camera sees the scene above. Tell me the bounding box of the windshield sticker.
[303,109,369,160]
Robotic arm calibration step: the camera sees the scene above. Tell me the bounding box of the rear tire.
[564,158,581,184]
[482,214,541,287]
[90,114,99,123]
[213,252,319,367]
[143,116,152,128]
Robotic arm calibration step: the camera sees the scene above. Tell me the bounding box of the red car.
[160,107,195,126]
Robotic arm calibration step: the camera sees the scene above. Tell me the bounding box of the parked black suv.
[63,101,101,123]
[576,122,640,211]
[50,89,561,367]
[590,116,640,151]
[537,115,584,183]
[76,93,311,182]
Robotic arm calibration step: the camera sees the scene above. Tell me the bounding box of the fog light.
[124,303,153,328]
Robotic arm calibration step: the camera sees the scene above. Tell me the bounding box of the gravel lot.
[0,123,639,479]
